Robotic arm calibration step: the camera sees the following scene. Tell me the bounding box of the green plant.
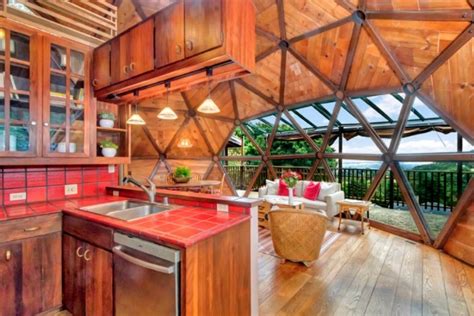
[99,140,118,149]
[99,112,115,120]
[174,166,191,178]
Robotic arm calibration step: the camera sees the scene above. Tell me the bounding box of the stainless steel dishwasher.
[113,233,181,316]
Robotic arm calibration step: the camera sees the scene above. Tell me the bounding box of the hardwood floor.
[258,224,474,316]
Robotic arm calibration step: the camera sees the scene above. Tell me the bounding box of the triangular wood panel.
[372,20,469,79]
[293,22,354,86]
[234,83,276,120]
[365,0,472,10]
[284,52,333,105]
[255,0,281,38]
[256,33,277,56]
[130,124,160,157]
[346,28,401,92]
[166,119,213,159]
[206,163,234,195]
[196,116,235,154]
[241,50,281,103]
[284,0,351,39]
[421,38,474,142]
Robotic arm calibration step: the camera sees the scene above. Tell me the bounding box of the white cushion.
[262,195,327,211]
[266,179,279,195]
[300,198,327,211]
[294,180,305,197]
[317,182,338,201]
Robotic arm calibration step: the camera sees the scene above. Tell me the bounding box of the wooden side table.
[336,199,371,234]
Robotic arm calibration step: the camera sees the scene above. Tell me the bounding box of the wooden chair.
[258,201,273,228]
[201,174,226,195]
[268,208,328,266]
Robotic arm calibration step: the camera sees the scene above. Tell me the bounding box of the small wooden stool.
[336,199,371,234]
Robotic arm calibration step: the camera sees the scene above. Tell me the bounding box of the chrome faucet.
[123,177,156,203]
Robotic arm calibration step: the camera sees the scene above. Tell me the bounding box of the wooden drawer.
[63,215,113,250]
[0,214,62,243]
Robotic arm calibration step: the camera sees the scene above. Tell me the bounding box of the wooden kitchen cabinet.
[111,19,154,84]
[92,43,111,90]
[0,213,62,315]
[184,0,222,58]
[63,233,113,316]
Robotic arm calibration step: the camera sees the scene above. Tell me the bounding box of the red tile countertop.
[0,196,250,248]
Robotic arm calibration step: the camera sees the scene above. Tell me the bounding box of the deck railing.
[224,165,473,213]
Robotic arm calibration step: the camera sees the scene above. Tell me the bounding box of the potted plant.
[172,166,192,183]
[100,140,118,157]
[98,112,115,128]
[281,170,302,205]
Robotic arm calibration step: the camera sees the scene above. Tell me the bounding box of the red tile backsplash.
[0,166,118,206]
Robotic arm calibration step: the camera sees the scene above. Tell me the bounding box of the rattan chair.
[268,208,328,266]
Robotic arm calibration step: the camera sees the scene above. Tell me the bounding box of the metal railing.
[224,165,473,213]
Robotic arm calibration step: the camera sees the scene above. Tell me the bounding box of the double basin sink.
[80,200,174,221]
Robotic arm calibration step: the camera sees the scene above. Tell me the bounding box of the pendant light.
[197,68,220,114]
[177,137,192,148]
[126,91,146,125]
[157,81,178,120]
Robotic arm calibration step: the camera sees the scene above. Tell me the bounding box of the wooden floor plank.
[364,236,407,315]
[258,227,474,316]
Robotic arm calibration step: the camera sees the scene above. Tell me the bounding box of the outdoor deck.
[258,224,474,315]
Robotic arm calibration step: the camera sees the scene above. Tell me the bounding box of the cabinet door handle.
[185,40,193,51]
[76,246,84,258]
[84,249,92,261]
[43,122,49,127]
[30,121,37,126]
[24,226,40,232]
[5,250,11,261]
[129,62,135,72]
[175,44,182,54]
[123,65,129,75]
[92,79,98,87]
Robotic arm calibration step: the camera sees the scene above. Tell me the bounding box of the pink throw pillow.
[278,180,294,196]
[304,182,321,200]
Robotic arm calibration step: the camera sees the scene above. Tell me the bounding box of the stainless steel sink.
[80,200,173,221]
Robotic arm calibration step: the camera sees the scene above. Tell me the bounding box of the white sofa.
[258,180,345,218]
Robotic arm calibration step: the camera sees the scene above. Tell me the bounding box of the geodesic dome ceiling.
[126,0,474,245]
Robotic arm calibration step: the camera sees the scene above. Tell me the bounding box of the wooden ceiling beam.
[244,162,264,197]
[334,0,357,13]
[217,126,237,155]
[306,158,322,181]
[288,47,338,91]
[363,162,389,201]
[235,78,279,107]
[265,160,278,180]
[215,161,239,195]
[346,87,402,98]
[414,23,474,87]
[256,26,280,42]
[433,179,474,248]
[279,48,287,106]
[321,100,342,152]
[292,109,318,129]
[202,161,215,180]
[323,153,383,161]
[340,23,362,90]
[265,111,282,156]
[164,116,191,154]
[130,0,147,20]
[276,0,286,40]
[220,155,262,161]
[269,153,315,160]
[388,94,415,154]
[288,16,353,44]
[360,97,394,123]
[141,125,163,155]
[363,20,410,83]
[390,161,433,244]
[283,109,320,152]
[240,124,265,156]
[193,116,216,155]
[344,97,389,153]
[365,10,474,21]
[395,152,474,162]
[256,45,280,62]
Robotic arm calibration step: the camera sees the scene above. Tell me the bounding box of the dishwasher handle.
[113,246,175,274]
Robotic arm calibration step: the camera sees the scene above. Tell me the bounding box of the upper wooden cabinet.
[92,43,110,90]
[111,19,154,85]
[184,0,223,58]
[93,0,255,103]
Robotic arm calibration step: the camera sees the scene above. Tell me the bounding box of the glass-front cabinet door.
[43,38,90,157]
[0,26,39,157]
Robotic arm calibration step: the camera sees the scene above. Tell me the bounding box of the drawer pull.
[185,40,193,51]
[175,44,182,54]
[129,62,135,72]
[92,79,98,87]
[5,250,11,261]
[24,226,40,232]
[76,246,84,258]
[84,249,92,261]
[123,65,129,75]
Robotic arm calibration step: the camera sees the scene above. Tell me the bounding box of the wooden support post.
[457,133,463,200]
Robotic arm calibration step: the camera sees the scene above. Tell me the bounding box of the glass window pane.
[70,77,84,101]
[352,98,387,123]
[10,124,29,152]
[366,95,402,121]
[50,73,66,98]
[10,63,29,91]
[50,44,66,71]
[49,128,66,152]
[70,130,83,153]
[10,31,29,61]
[0,91,4,120]
[70,50,84,75]
[10,93,29,122]
[50,99,66,126]
[70,106,84,130]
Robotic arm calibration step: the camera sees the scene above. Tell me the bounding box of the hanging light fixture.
[197,68,220,114]
[157,81,178,120]
[177,137,192,148]
[126,91,146,125]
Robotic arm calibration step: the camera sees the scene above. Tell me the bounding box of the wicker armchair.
[268,208,328,266]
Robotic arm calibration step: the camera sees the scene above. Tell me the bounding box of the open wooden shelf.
[96,126,127,133]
